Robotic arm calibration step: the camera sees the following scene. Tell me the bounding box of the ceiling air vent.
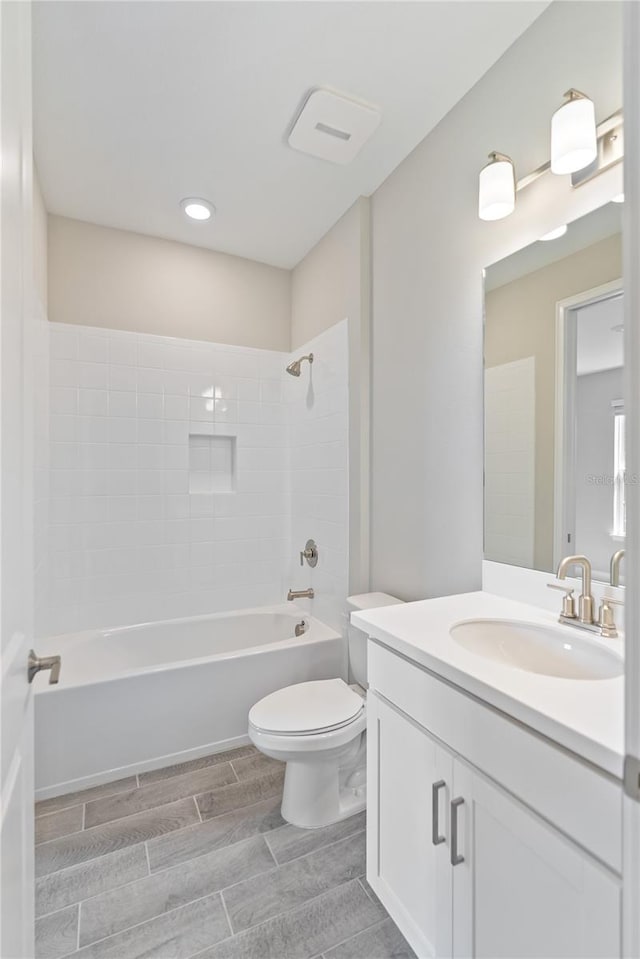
[288,88,381,165]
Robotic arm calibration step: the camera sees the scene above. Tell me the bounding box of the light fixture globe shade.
[478,154,515,221]
[550,94,597,175]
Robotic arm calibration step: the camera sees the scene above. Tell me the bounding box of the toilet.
[248,592,403,829]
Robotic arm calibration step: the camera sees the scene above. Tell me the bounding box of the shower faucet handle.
[299,539,318,568]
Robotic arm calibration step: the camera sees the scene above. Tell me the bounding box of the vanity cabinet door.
[451,759,622,959]
[367,692,453,959]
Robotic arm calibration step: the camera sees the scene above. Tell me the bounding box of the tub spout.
[287,588,314,601]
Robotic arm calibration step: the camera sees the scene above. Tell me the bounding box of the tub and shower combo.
[34,324,352,803]
[34,606,344,799]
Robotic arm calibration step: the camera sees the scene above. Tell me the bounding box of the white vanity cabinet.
[366,642,623,959]
[451,759,621,959]
[368,693,453,957]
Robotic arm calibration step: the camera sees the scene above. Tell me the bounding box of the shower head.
[286,353,314,377]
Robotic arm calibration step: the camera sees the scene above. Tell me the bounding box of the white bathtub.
[34,605,345,799]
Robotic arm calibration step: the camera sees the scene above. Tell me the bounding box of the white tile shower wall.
[285,320,349,632]
[45,324,291,633]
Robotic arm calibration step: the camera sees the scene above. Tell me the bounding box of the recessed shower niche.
[188,433,236,493]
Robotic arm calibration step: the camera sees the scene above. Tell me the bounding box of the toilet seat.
[248,678,364,736]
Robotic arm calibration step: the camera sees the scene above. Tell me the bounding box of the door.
[623,4,640,957]
[553,282,624,574]
[1,3,36,956]
[367,692,453,959]
[452,759,621,959]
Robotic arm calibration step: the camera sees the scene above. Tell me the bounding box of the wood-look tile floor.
[34,745,415,959]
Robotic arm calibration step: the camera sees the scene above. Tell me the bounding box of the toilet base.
[280,733,366,829]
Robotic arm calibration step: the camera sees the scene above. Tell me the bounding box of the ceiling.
[577,294,624,376]
[32,1,547,269]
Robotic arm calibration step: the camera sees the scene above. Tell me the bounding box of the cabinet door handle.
[450,797,464,865]
[431,780,446,845]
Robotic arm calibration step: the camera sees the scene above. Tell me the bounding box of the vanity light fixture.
[479,91,621,223]
[539,225,568,242]
[180,198,215,221]
[478,152,516,222]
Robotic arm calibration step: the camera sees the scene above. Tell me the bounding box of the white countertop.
[353,590,624,778]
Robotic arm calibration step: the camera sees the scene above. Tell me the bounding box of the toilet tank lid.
[346,592,404,612]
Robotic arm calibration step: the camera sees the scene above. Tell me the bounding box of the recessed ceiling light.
[540,225,568,242]
[612,193,625,203]
[181,198,214,221]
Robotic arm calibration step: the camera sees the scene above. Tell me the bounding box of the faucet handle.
[299,539,318,568]
[598,596,624,637]
[547,582,576,619]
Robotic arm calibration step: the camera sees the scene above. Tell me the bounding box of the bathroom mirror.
[484,200,623,584]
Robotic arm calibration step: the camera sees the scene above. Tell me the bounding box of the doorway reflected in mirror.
[484,200,623,585]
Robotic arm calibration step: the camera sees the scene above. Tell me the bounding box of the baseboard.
[34,733,252,801]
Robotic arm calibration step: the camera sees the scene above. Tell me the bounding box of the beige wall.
[291,198,372,593]
[370,1,622,601]
[48,215,291,350]
[291,201,364,350]
[33,168,48,311]
[485,232,622,572]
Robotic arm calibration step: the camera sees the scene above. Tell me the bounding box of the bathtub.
[34,605,345,799]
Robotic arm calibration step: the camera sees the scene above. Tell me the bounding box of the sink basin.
[449,619,623,680]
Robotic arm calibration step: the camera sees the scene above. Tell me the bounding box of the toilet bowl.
[248,592,403,829]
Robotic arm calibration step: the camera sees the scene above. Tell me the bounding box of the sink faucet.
[556,554,594,626]
[610,549,625,587]
[550,554,623,638]
[287,588,314,601]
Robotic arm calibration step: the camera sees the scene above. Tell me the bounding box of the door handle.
[432,780,446,845]
[450,797,464,865]
[28,650,61,685]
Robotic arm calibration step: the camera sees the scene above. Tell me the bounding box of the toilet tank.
[346,592,404,687]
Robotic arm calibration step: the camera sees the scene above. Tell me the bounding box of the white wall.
[370,1,622,601]
[48,215,291,350]
[286,320,349,633]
